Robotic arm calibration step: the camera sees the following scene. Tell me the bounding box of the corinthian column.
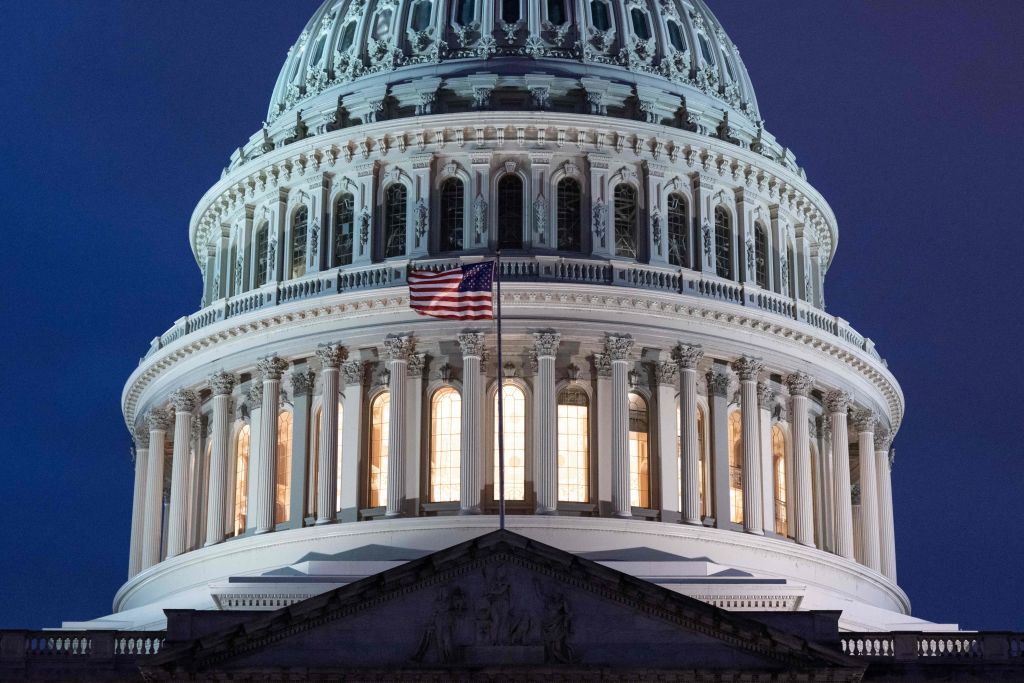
[733,357,765,535]
[786,371,815,547]
[533,331,561,514]
[875,429,897,581]
[674,344,704,525]
[203,371,235,546]
[826,389,855,560]
[142,408,172,568]
[338,360,365,522]
[458,332,485,514]
[128,428,149,578]
[384,334,414,518]
[315,343,346,525]
[166,388,199,558]
[255,355,288,534]
[606,333,635,518]
[852,408,881,572]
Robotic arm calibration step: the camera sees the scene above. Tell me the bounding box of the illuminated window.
[234,425,250,535]
[773,425,788,536]
[714,207,733,280]
[754,221,769,288]
[333,193,354,267]
[556,178,582,252]
[614,184,638,259]
[440,178,465,251]
[557,387,589,502]
[667,193,688,267]
[369,392,390,507]
[254,222,269,287]
[498,175,523,249]
[309,403,344,516]
[728,411,743,524]
[628,393,650,508]
[430,388,462,502]
[275,411,293,525]
[383,184,407,258]
[494,383,526,501]
[291,206,308,279]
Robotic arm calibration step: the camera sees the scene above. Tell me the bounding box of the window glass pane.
[667,21,685,51]
[698,33,714,64]
[614,184,638,259]
[275,411,293,525]
[557,388,589,502]
[338,22,356,52]
[773,425,788,536]
[502,0,520,24]
[547,0,567,25]
[234,425,250,535]
[494,384,526,501]
[311,34,327,65]
[255,222,269,287]
[556,178,582,251]
[754,222,768,288]
[456,0,475,26]
[667,193,688,267]
[334,193,354,267]
[384,184,407,258]
[714,207,732,279]
[411,1,433,32]
[498,175,523,249]
[728,411,743,524]
[722,50,735,80]
[628,393,649,508]
[291,206,308,279]
[372,9,393,41]
[369,392,390,507]
[440,178,465,251]
[430,388,462,502]
[591,0,611,32]
[631,8,651,40]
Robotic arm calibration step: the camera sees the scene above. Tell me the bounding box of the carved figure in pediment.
[534,578,576,664]
[478,565,531,646]
[412,585,466,664]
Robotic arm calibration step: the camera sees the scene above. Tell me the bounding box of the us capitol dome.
[104,0,925,636]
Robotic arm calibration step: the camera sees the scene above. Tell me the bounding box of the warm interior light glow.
[234,425,250,535]
[728,410,743,524]
[430,387,462,502]
[494,383,526,501]
[369,392,390,507]
[773,424,789,536]
[628,392,650,508]
[275,411,293,525]
[557,388,589,502]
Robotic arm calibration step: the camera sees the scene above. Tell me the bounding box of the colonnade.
[126,333,898,585]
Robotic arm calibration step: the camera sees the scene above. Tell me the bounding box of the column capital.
[731,356,764,382]
[257,355,289,381]
[874,428,892,452]
[384,334,416,361]
[786,371,814,397]
[592,352,612,378]
[705,369,732,397]
[604,333,634,361]
[756,381,774,408]
[170,388,199,413]
[851,407,877,433]
[457,331,486,358]
[315,342,348,369]
[247,381,264,406]
[341,360,366,386]
[145,407,173,432]
[533,331,561,359]
[672,343,704,369]
[407,352,427,378]
[656,361,678,385]
[824,389,851,414]
[209,371,236,396]
[291,368,317,397]
[133,426,150,449]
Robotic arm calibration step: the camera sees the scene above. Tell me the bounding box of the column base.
[744,528,765,536]
[681,518,702,525]
[458,506,482,515]
[385,511,404,519]
[613,512,634,519]
[314,518,337,526]
[203,539,223,548]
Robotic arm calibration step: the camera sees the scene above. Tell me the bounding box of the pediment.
[146,531,860,679]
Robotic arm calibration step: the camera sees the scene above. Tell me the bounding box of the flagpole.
[494,252,506,531]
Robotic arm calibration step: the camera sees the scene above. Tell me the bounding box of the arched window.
[667,21,686,52]
[556,178,582,252]
[430,387,462,502]
[614,184,638,259]
[667,193,688,267]
[383,184,407,258]
[786,243,796,297]
[630,8,651,40]
[754,221,769,288]
[439,178,465,251]
[291,206,308,279]
[333,193,354,267]
[234,425,250,535]
[369,392,390,507]
[497,175,524,249]
[410,1,432,32]
[494,383,526,501]
[254,222,269,288]
[728,411,743,524]
[547,0,568,25]
[275,411,293,525]
[338,22,357,52]
[698,33,715,64]
[455,0,475,25]
[557,387,589,502]
[501,0,520,24]
[591,0,611,32]
[628,393,650,508]
[772,425,788,536]
[714,207,733,280]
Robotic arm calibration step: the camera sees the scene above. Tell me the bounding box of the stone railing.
[1,630,164,662]
[146,257,882,364]
[840,632,1024,661]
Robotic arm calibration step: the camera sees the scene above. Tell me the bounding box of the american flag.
[408,261,495,320]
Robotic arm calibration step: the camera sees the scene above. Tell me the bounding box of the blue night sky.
[1,2,1021,630]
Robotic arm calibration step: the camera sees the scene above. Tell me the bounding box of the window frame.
[556,382,592,503]
[613,182,640,260]
[367,388,391,509]
[714,206,734,280]
[627,391,653,509]
[429,385,463,503]
[487,379,532,507]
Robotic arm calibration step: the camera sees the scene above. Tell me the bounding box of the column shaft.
[876,442,897,581]
[128,442,148,578]
[787,373,815,547]
[534,332,560,514]
[316,365,341,524]
[734,358,764,535]
[204,379,234,546]
[167,389,198,558]
[459,333,484,514]
[338,361,365,522]
[854,412,881,572]
[255,357,288,534]
[679,364,701,524]
[384,336,413,517]
[827,390,855,560]
[606,334,634,518]
[142,413,170,569]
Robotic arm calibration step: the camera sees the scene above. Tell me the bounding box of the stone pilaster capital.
[133,426,150,449]
[290,368,317,397]
[731,356,765,382]
[604,333,635,362]
[145,407,173,432]
[592,352,612,378]
[257,355,289,381]
[407,353,427,378]
[383,334,416,362]
[705,369,732,397]
[170,388,199,414]
[315,342,348,369]
[874,428,892,452]
[824,389,851,414]
[756,381,775,408]
[210,371,236,396]
[247,382,264,406]
[786,371,814,397]
[457,331,486,358]
[532,331,561,359]
[672,343,704,369]
[851,408,878,433]
[656,361,678,385]
[341,360,366,386]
